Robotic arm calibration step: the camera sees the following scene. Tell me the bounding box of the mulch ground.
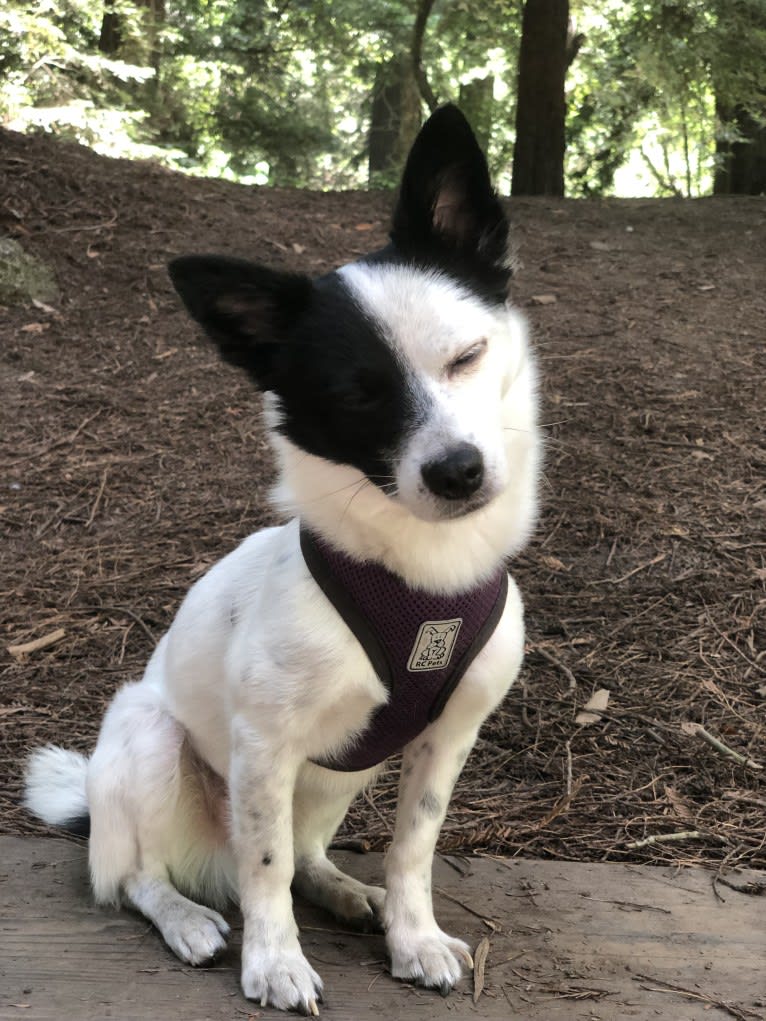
[1,128,764,872]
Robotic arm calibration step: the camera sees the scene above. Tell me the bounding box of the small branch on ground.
[625,830,725,850]
[8,628,67,657]
[681,722,763,771]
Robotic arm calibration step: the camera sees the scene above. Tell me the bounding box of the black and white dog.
[25,105,540,1014]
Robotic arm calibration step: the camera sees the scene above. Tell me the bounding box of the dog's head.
[170,105,534,528]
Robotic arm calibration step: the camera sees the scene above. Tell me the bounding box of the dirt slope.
[1,129,764,869]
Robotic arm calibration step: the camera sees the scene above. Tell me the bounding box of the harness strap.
[300,524,508,771]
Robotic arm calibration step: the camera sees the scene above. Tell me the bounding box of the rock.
[0,237,59,305]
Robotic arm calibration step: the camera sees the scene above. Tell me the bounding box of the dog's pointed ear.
[391,104,510,294]
[168,255,312,387]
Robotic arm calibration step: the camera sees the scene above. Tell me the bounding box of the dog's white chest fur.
[159,519,387,777]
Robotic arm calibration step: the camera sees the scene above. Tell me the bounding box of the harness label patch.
[407,618,463,672]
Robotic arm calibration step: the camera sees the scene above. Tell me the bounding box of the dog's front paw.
[389,927,473,995]
[241,947,323,1015]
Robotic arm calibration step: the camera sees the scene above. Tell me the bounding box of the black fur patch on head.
[169,258,417,484]
[265,272,417,485]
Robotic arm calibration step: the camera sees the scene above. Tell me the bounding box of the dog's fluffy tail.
[23,745,90,837]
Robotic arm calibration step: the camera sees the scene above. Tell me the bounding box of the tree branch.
[412,0,438,112]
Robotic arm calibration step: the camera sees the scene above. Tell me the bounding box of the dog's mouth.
[387,486,495,522]
[435,491,494,520]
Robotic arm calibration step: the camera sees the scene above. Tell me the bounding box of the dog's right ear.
[168,255,313,388]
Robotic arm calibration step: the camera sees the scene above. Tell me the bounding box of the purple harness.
[300,526,508,772]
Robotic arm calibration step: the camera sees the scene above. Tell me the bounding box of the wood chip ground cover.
[1,130,764,871]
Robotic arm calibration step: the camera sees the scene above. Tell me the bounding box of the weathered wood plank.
[0,837,763,1020]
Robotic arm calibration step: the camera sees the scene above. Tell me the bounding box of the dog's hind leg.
[87,677,233,965]
[123,870,230,965]
[292,763,385,931]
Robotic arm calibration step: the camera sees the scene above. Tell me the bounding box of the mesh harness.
[300,525,508,772]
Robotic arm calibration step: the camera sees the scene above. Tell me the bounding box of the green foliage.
[566,0,766,197]
[1,0,764,194]
[0,1,160,158]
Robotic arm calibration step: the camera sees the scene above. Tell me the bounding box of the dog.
[24,104,540,1014]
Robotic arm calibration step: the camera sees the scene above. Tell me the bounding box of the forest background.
[2,0,765,198]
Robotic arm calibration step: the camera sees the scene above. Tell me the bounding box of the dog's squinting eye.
[447,339,487,377]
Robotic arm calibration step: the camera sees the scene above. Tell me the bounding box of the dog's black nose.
[421,443,484,500]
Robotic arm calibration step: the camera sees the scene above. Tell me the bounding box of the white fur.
[24,262,539,1014]
[23,745,89,825]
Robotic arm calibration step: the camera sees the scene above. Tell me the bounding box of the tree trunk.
[714,103,766,195]
[412,0,438,112]
[369,57,421,188]
[511,0,569,196]
[459,76,495,154]
[98,3,122,55]
[99,0,165,69]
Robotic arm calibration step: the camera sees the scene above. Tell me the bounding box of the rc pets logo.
[407,619,463,672]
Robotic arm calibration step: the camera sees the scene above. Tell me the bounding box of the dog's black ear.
[391,104,510,296]
[168,255,312,387]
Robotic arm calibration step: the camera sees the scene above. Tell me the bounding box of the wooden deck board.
[1,837,763,1020]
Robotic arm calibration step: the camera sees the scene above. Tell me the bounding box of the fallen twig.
[8,628,67,657]
[534,646,577,690]
[625,830,725,850]
[435,888,498,931]
[714,875,766,896]
[681,722,763,771]
[634,972,764,1020]
[532,775,585,831]
[590,552,667,586]
[85,468,109,528]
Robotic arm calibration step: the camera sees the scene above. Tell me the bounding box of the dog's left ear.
[391,104,510,296]
[168,255,312,389]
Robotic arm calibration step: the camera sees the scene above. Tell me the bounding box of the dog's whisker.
[337,478,372,526]
[299,479,375,504]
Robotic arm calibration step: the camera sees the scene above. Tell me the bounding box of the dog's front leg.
[230,718,322,1015]
[383,722,478,994]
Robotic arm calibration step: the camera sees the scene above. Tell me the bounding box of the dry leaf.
[575,688,610,726]
[473,936,490,1003]
[541,554,568,572]
[664,784,693,820]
